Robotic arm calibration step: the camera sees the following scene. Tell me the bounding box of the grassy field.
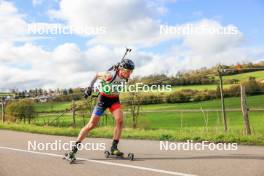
[171,84,231,91]
[31,94,264,114]
[1,70,264,144]
[1,96,264,144]
[0,92,15,98]
[1,123,264,145]
[33,110,264,134]
[4,109,262,145]
[138,95,264,134]
[223,70,264,81]
[27,95,264,140]
[0,93,9,95]
[169,70,264,92]
[141,95,264,110]
[34,102,72,112]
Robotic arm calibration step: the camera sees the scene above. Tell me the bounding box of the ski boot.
[63,151,76,164]
[111,148,124,157]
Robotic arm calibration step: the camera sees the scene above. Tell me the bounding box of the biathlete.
[65,59,135,160]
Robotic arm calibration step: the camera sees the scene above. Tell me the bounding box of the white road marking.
[0,146,197,176]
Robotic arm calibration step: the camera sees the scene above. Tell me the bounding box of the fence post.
[240,84,251,135]
[1,98,5,123]
[218,65,228,131]
[1,101,3,123]
[72,100,76,128]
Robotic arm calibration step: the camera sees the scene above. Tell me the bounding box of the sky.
[0,0,263,91]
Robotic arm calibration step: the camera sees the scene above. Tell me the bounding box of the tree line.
[130,61,264,86]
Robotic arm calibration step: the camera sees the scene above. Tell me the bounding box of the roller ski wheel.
[128,153,134,161]
[104,151,110,158]
[104,150,135,161]
[63,151,76,164]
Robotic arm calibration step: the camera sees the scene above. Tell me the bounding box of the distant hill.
[222,70,264,82]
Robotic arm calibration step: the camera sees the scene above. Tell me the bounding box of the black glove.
[84,87,93,99]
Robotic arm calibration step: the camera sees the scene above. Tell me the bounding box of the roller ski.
[63,151,76,164]
[63,142,81,164]
[104,148,135,161]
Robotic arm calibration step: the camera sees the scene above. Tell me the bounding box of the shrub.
[6,100,37,124]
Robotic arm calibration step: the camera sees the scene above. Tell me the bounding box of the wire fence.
[1,70,264,135]
[1,91,263,135]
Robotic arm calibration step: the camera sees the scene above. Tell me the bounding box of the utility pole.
[217,65,227,131]
[240,84,251,135]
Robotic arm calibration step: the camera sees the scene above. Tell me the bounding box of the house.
[38,96,52,103]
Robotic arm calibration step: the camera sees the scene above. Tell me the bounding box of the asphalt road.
[0,130,263,176]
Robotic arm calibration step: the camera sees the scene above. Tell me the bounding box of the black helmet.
[119,59,135,70]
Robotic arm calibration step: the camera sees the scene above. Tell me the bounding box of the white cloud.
[0,1,30,42]
[47,0,245,51]
[133,46,264,77]
[0,20,258,90]
[1,40,263,91]
[0,0,263,91]
[182,19,243,54]
[0,42,131,90]
[131,19,251,75]
[48,0,172,47]
[32,0,43,6]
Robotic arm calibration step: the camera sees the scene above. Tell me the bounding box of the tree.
[63,89,68,95]
[242,77,261,95]
[68,88,74,94]
[6,100,36,124]
[126,92,142,129]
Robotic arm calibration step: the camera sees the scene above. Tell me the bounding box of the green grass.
[138,70,264,93]
[1,70,263,144]
[30,95,264,131]
[138,111,264,132]
[29,87,262,115]
[0,92,14,96]
[171,84,231,91]
[34,114,91,127]
[166,70,264,93]
[141,95,264,110]
[1,95,264,144]
[137,95,264,134]
[9,70,264,115]
[223,70,264,81]
[34,102,71,112]
[1,123,264,145]
[26,95,264,142]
